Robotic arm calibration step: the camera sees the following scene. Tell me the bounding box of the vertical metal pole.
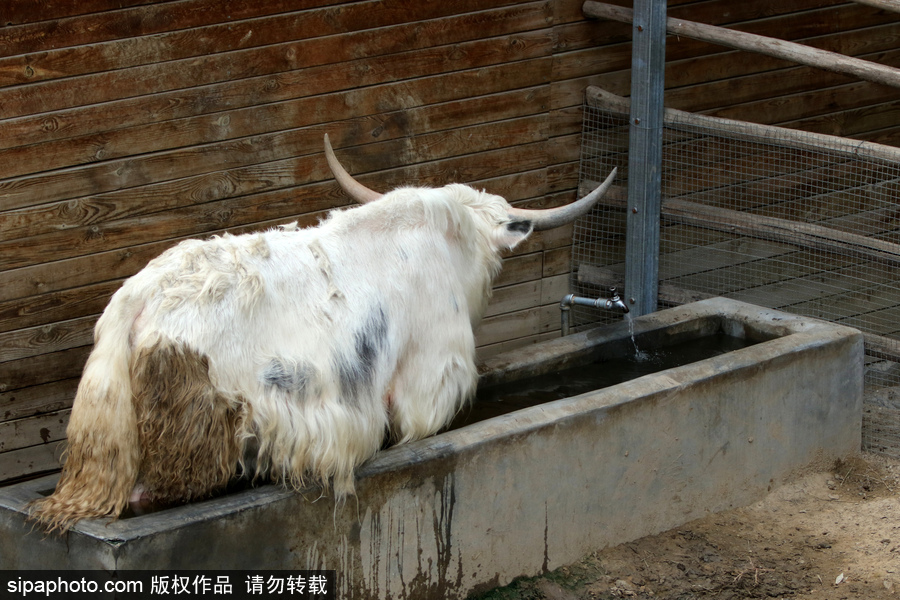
[625,0,666,317]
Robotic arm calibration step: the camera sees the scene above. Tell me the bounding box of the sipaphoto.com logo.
[6,575,141,597]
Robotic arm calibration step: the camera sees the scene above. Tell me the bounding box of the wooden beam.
[585,85,900,167]
[580,182,900,269]
[583,1,900,90]
[853,0,900,14]
[662,197,900,268]
[865,332,900,363]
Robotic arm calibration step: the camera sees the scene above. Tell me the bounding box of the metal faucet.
[560,287,629,336]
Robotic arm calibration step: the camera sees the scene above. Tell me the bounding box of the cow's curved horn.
[507,168,617,231]
[324,134,383,204]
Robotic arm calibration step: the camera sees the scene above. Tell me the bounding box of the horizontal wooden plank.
[0,347,91,393]
[0,280,117,335]
[0,378,78,422]
[586,181,900,275]
[0,316,94,364]
[554,0,851,57]
[476,330,560,360]
[474,302,561,347]
[0,442,64,484]
[1,0,167,26]
[0,0,341,56]
[548,18,900,118]
[0,410,69,453]
[704,59,900,125]
[663,198,900,268]
[485,280,542,319]
[485,265,574,319]
[586,87,900,167]
[496,253,543,289]
[783,98,900,139]
[475,306,542,347]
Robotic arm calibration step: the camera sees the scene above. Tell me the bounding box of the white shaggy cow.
[29,135,615,532]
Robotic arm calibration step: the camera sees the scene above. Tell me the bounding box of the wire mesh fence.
[574,88,900,458]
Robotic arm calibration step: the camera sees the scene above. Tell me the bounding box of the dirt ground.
[473,453,900,600]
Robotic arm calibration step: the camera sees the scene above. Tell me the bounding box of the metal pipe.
[624,0,666,318]
[560,288,629,336]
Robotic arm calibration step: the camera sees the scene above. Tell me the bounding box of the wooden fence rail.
[584,1,900,90]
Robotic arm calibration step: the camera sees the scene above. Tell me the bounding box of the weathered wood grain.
[0,280,116,336]
[0,1,545,88]
[0,3,552,148]
[0,316,95,364]
[0,58,554,211]
[0,378,79,422]
[2,0,163,26]
[1,116,549,270]
[0,441,64,483]
[0,347,91,393]
[0,410,69,453]
[0,5,550,124]
[1,32,555,180]
[0,0,339,54]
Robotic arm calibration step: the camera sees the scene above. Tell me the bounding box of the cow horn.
[324,134,383,204]
[507,168,617,231]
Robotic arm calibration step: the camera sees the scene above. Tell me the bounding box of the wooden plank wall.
[2,0,900,484]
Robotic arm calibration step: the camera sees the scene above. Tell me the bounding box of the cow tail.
[28,296,142,534]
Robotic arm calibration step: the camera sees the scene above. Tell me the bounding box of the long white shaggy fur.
[29,183,533,532]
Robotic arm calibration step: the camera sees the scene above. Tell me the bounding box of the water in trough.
[451,332,756,429]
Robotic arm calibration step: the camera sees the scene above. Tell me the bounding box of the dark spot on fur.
[507,219,532,234]
[337,305,388,405]
[263,359,310,395]
[356,306,386,375]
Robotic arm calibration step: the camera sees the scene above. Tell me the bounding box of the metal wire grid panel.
[574,96,900,458]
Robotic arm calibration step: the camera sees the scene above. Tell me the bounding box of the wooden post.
[623,0,666,318]
[583,1,900,90]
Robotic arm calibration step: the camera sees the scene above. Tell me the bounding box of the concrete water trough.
[0,298,862,598]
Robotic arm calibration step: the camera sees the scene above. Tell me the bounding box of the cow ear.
[493,219,533,250]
